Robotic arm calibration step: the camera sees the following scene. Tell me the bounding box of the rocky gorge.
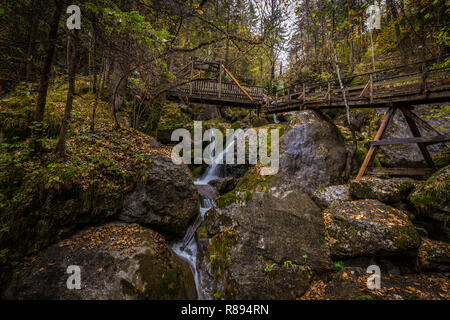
[1,90,449,300]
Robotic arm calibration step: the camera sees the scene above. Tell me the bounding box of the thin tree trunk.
[35,0,63,122]
[25,0,39,82]
[331,0,357,178]
[56,30,79,158]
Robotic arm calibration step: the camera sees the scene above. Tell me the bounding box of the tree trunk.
[56,30,79,158]
[25,0,39,82]
[35,0,63,123]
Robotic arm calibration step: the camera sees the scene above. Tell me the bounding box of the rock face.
[3,224,196,300]
[312,185,351,209]
[196,191,331,300]
[418,238,450,272]
[377,105,448,167]
[272,110,347,195]
[350,177,417,204]
[120,155,199,237]
[324,200,421,259]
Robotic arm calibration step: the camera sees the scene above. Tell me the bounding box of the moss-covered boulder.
[418,237,450,272]
[156,102,192,144]
[410,165,450,215]
[350,177,418,204]
[196,191,331,299]
[2,223,196,300]
[323,200,421,259]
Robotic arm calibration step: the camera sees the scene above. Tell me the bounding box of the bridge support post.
[400,106,435,170]
[356,107,396,180]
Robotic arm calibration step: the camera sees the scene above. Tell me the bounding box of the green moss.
[191,166,203,179]
[216,191,239,208]
[355,295,374,300]
[208,229,237,276]
[410,166,450,215]
[196,223,208,240]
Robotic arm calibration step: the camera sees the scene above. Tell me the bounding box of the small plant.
[302,254,308,264]
[264,263,274,273]
[333,261,345,270]
[283,260,293,269]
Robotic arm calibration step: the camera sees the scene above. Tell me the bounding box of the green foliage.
[333,261,345,270]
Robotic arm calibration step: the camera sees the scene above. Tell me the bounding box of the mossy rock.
[410,165,450,216]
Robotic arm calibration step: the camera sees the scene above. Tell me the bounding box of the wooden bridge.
[263,58,450,113]
[167,58,450,179]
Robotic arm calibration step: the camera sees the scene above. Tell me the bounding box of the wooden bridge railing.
[266,57,450,112]
[169,79,267,102]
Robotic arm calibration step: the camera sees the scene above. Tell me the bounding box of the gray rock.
[196,191,331,300]
[324,199,421,259]
[350,177,417,204]
[120,155,199,237]
[2,223,196,300]
[270,110,347,195]
[312,185,351,209]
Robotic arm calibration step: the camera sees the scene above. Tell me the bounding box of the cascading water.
[172,129,231,298]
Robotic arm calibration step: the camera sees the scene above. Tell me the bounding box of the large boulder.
[324,200,421,259]
[376,105,448,168]
[196,191,332,300]
[271,110,347,195]
[312,185,351,209]
[418,237,450,272]
[3,223,196,300]
[410,165,450,215]
[120,155,199,237]
[350,177,417,204]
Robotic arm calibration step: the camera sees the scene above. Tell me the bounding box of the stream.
[171,131,229,298]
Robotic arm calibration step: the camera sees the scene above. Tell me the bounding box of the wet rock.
[350,177,417,204]
[210,177,238,195]
[312,185,351,209]
[196,184,219,200]
[324,199,421,259]
[196,191,331,300]
[270,110,347,195]
[418,238,450,272]
[120,155,199,237]
[2,224,196,300]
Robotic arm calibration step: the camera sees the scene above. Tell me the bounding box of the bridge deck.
[167,79,266,108]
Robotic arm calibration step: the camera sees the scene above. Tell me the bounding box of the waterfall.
[172,128,232,299]
[273,113,279,123]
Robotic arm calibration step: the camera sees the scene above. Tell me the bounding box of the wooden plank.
[356,107,397,180]
[371,135,450,146]
[367,167,433,177]
[400,106,436,169]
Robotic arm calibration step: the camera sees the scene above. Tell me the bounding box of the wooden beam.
[359,80,371,97]
[367,167,434,177]
[356,107,397,180]
[401,108,443,136]
[400,107,436,169]
[371,135,450,146]
[221,64,253,101]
